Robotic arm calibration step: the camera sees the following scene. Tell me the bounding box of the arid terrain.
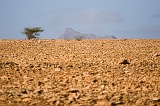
[0,39,160,106]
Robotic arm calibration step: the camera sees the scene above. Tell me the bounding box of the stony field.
[0,39,160,106]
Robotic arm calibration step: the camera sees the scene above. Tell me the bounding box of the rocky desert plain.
[0,39,160,106]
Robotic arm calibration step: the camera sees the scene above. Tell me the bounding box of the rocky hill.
[58,28,82,39]
[58,28,117,39]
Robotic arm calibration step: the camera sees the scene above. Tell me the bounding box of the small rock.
[93,79,98,83]
[67,96,74,103]
[119,77,124,80]
[115,101,123,104]
[111,101,123,106]
[23,76,33,82]
[152,97,160,101]
[30,101,40,105]
[1,75,9,80]
[61,91,69,97]
[124,71,129,73]
[154,53,160,57]
[43,78,48,82]
[21,94,29,98]
[69,92,80,100]
[55,100,64,106]
[100,85,105,90]
[44,85,52,89]
[47,97,56,103]
[70,88,79,93]
[67,64,73,68]
[34,89,43,94]
[95,101,111,106]
[22,98,31,102]
[102,91,108,95]
[37,40,41,44]
[28,58,35,61]
[120,59,130,64]
[38,81,43,86]
[14,98,22,102]
[55,68,61,72]
[97,95,106,100]
[21,89,28,94]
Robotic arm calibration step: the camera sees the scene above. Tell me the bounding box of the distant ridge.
[58,28,82,39]
[58,28,117,39]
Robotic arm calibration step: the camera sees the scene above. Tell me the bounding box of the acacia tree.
[22,27,43,39]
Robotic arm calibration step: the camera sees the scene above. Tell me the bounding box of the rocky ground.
[0,39,160,106]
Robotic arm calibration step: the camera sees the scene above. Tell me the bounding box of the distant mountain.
[58,28,82,39]
[81,33,97,39]
[58,28,117,39]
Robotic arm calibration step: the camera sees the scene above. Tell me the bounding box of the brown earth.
[0,39,160,106]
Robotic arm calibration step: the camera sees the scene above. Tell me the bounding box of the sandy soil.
[0,39,160,106]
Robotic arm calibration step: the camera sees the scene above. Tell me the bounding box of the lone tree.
[22,27,43,39]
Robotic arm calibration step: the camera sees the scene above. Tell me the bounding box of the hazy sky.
[0,0,160,39]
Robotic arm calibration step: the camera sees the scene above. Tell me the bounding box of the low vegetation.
[74,36,84,41]
[22,27,43,40]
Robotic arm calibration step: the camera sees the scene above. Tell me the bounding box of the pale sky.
[0,0,160,39]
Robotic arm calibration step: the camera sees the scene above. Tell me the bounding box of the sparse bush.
[22,27,43,40]
[75,36,84,41]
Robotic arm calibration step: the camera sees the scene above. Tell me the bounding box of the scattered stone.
[55,68,61,72]
[95,101,111,106]
[21,94,29,98]
[93,79,98,83]
[70,88,79,93]
[120,59,130,64]
[67,64,73,68]
[1,75,9,80]
[28,58,35,61]
[34,89,43,95]
[23,76,33,82]
[154,53,160,57]
[152,97,160,101]
[14,98,22,102]
[100,85,105,90]
[97,95,106,100]
[21,88,28,94]
[0,39,159,106]
[124,71,129,73]
[37,40,41,44]
[38,81,43,86]
[22,98,31,102]
[43,78,48,82]
[114,101,123,104]
[111,101,123,106]
[119,77,124,80]
[47,97,56,103]
[30,101,40,105]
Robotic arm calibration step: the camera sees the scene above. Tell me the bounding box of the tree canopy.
[22,27,43,40]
